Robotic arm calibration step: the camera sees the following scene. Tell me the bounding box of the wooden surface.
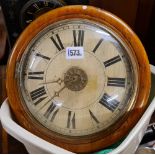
[89,0,155,66]
[135,0,154,43]
[90,0,139,28]
[0,6,27,154]
[0,7,7,60]
[6,5,151,153]
[0,66,28,154]
[89,0,154,42]
[0,65,7,153]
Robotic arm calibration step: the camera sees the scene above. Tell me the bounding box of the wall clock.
[20,0,66,29]
[6,5,151,153]
[0,0,65,47]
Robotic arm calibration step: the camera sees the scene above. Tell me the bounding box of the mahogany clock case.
[6,5,150,153]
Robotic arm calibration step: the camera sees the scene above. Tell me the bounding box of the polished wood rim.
[6,5,151,153]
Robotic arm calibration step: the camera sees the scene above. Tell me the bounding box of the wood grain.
[6,5,151,153]
[90,0,139,29]
[0,66,8,154]
[0,65,28,154]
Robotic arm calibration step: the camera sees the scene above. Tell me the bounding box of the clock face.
[20,0,65,29]
[17,19,137,136]
[7,6,150,153]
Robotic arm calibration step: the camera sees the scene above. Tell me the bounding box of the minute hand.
[40,78,64,85]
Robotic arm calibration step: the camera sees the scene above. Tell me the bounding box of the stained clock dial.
[18,19,137,136]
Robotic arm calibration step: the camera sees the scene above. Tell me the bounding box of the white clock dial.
[18,19,138,136]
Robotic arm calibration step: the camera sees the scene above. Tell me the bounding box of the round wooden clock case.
[6,5,150,153]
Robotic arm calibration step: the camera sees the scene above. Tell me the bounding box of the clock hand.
[39,85,66,111]
[40,77,64,85]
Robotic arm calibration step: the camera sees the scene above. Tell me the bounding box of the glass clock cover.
[18,19,137,136]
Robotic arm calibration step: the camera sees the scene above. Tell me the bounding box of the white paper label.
[66,47,84,59]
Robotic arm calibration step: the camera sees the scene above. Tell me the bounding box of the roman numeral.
[89,110,99,124]
[51,34,64,51]
[36,53,50,60]
[44,102,59,122]
[30,86,47,101]
[92,38,104,53]
[34,97,47,106]
[43,1,49,6]
[33,3,40,10]
[107,77,126,87]
[99,93,120,112]
[67,111,76,129]
[28,71,44,80]
[73,30,84,46]
[104,55,121,67]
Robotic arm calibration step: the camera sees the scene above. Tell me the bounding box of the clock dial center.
[64,66,88,91]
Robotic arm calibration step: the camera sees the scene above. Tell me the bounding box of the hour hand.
[40,77,64,85]
[38,85,66,111]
